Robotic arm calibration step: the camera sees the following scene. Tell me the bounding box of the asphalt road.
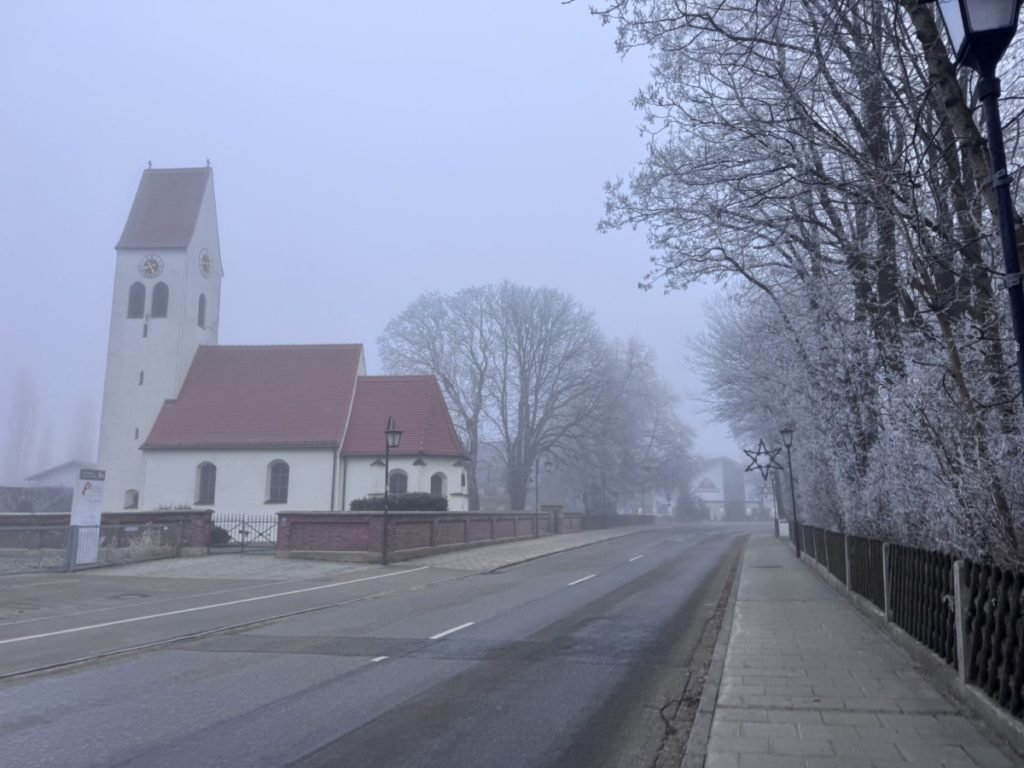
[0,524,758,768]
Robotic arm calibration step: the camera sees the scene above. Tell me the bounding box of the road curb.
[679,536,746,768]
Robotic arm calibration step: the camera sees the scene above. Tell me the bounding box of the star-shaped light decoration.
[744,438,783,481]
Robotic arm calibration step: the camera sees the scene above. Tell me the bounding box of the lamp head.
[932,0,1022,73]
[385,416,402,449]
[780,426,794,449]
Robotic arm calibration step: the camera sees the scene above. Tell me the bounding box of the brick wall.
[276,510,567,563]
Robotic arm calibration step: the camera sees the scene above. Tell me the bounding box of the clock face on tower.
[199,248,212,278]
[138,254,164,279]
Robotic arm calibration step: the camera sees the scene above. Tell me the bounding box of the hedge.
[349,492,448,511]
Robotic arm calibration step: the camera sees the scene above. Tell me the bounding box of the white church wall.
[342,456,468,511]
[141,448,335,516]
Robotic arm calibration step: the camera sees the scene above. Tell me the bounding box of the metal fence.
[889,543,957,668]
[848,534,885,611]
[784,524,1024,722]
[824,529,847,584]
[962,560,1024,717]
[0,525,70,573]
[209,514,277,554]
[0,523,183,573]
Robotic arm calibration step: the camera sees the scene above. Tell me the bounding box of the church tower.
[97,166,223,510]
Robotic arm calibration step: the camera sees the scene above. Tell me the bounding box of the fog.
[0,1,739,482]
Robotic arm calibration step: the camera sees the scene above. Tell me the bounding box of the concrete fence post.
[844,535,852,590]
[953,560,969,685]
[882,542,892,622]
[65,526,79,572]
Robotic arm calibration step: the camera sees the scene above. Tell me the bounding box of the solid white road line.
[629,555,643,562]
[371,656,389,662]
[0,567,429,646]
[568,574,596,586]
[429,622,475,640]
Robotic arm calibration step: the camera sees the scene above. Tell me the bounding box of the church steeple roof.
[116,166,211,250]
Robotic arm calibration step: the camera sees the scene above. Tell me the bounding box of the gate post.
[882,542,892,622]
[844,535,852,590]
[65,526,79,572]
[953,560,969,685]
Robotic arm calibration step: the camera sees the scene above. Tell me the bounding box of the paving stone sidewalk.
[703,535,1018,768]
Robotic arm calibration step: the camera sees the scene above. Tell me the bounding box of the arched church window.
[389,469,408,495]
[151,282,169,318]
[430,472,447,497]
[127,282,146,318]
[124,490,139,510]
[196,462,216,505]
[198,293,207,329]
[267,460,289,503]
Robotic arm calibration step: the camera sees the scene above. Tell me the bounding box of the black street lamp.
[780,426,801,559]
[382,416,402,565]
[933,0,1024,406]
[533,456,554,536]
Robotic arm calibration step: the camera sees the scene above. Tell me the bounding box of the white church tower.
[97,166,223,510]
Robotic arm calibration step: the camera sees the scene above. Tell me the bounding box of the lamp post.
[382,416,402,565]
[933,0,1024,406]
[533,456,554,536]
[780,426,801,559]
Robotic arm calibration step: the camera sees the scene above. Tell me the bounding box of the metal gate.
[209,515,277,555]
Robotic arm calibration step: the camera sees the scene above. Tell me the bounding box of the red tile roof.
[143,345,364,449]
[117,167,211,250]
[341,376,466,457]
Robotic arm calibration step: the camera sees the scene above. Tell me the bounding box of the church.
[97,166,468,515]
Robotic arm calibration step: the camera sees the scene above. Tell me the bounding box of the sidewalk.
[700,535,1018,768]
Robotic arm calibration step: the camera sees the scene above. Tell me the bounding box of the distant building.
[97,166,467,515]
[24,460,96,489]
[690,457,747,521]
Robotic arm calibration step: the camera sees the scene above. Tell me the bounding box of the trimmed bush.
[209,525,232,546]
[350,493,447,512]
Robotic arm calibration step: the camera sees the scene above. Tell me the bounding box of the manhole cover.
[111,593,150,599]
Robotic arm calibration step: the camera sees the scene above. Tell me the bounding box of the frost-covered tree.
[594,0,1024,565]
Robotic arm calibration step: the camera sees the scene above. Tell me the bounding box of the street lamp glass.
[544,459,553,471]
[780,427,794,448]
[385,417,402,449]
[935,0,1021,69]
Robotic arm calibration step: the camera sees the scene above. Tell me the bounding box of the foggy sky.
[0,1,740,480]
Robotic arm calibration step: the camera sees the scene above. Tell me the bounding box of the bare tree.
[564,337,693,515]
[2,369,38,484]
[592,0,1024,563]
[488,282,607,509]
[379,287,493,509]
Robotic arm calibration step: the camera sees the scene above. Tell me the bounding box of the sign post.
[70,468,105,568]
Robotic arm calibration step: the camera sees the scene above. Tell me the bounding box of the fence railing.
[793,523,1024,722]
[0,523,183,573]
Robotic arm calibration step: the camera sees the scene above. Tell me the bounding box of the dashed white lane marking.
[371,656,389,663]
[629,555,643,562]
[568,574,596,586]
[429,622,475,640]
[0,567,430,646]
